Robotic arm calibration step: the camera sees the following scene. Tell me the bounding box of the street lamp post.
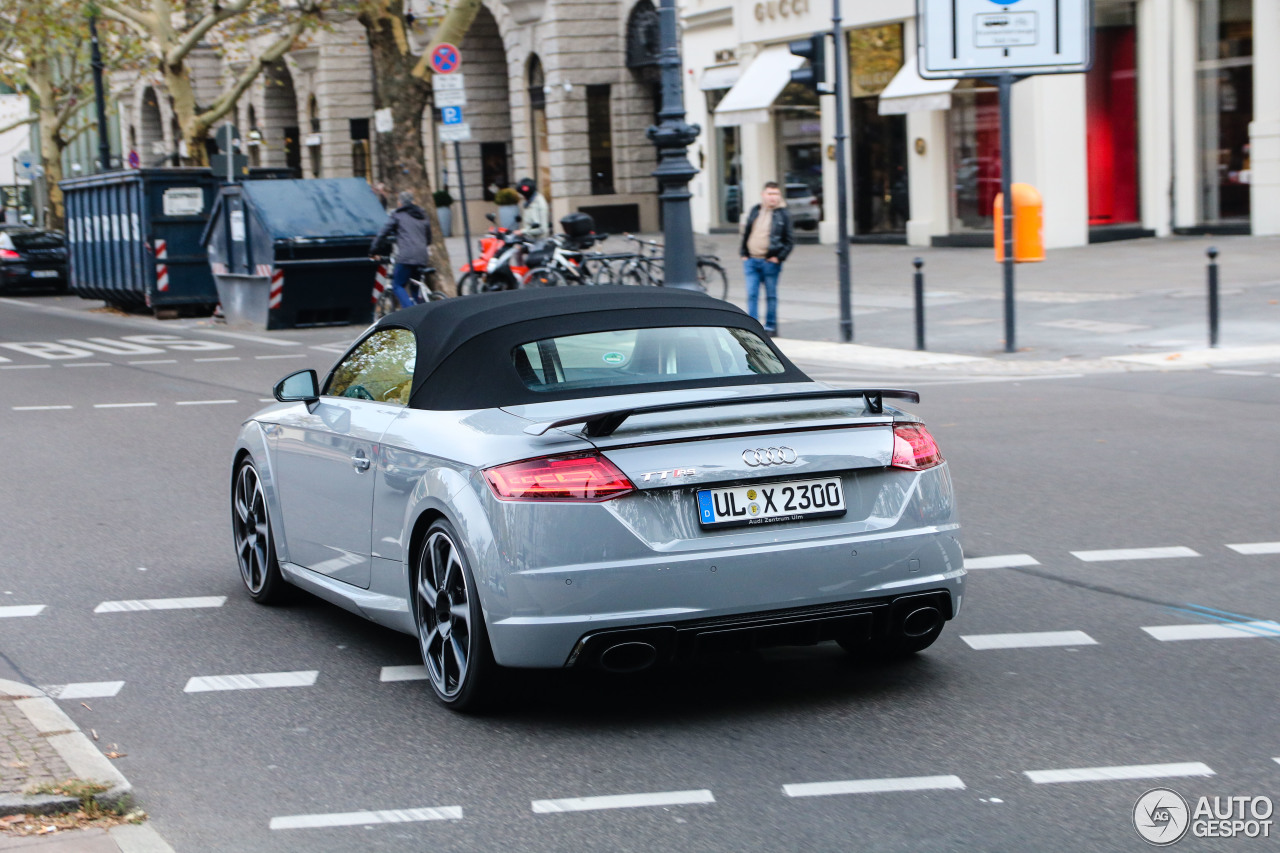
[646,0,701,290]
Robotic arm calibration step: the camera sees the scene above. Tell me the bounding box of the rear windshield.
[513,326,785,392]
[3,230,63,249]
[786,185,811,198]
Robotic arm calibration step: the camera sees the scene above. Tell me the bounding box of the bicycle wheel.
[373,290,399,319]
[592,259,621,286]
[619,259,650,287]
[524,266,567,288]
[696,259,729,300]
[457,271,483,295]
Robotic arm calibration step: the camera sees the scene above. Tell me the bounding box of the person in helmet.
[515,177,550,240]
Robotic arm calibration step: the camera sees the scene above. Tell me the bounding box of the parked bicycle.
[598,234,729,300]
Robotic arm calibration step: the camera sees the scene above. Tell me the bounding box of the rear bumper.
[484,525,965,667]
[567,589,955,669]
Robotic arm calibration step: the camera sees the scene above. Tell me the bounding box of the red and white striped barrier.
[155,239,169,292]
[268,268,284,309]
[372,263,390,305]
[255,264,272,278]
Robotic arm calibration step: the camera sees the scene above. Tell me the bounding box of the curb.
[0,680,173,852]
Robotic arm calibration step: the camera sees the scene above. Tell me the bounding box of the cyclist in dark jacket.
[371,190,432,308]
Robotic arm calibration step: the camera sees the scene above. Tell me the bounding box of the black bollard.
[1207,246,1219,349]
[913,257,926,351]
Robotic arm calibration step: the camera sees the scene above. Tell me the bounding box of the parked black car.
[0,226,68,291]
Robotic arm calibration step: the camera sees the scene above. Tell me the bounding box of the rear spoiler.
[522,389,920,438]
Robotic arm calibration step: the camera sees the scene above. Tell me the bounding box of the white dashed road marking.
[128,359,177,365]
[1142,621,1280,641]
[269,806,463,830]
[380,665,428,682]
[1025,762,1214,785]
[93,402,157,409]
[531,790,715,814]
[193,356,241,363]
[64,362,111,368]
[1,364,51,369]
[1071,546,1200,562]
[256,354,306,360]
[961,631,1097,650]
[184,671,318,693]
[964,554,1040,570]
[0,605,46,618]
[95,596,226,613]
[41,681,125,699]
[13,405,73,411]
[175,399,239,406]
[783,775,965,798]
[1227,542,1280,555]
[1215,369,1267,376]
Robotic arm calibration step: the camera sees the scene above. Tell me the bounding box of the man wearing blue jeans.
[371,190,432,309]
[739,182,794,334]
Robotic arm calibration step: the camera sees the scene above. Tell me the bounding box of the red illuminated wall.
[1087,26,1139,225]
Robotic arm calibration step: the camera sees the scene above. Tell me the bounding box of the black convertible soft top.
[372,286,809,410]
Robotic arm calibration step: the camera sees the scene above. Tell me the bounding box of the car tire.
[232,457,288,604]
[414,520,498,711]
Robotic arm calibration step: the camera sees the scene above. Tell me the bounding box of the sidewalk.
[0,681,170,853]
[437,230,1280,374]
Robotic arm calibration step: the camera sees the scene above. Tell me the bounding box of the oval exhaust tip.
[599,641,658,673]
[902,607,942,638]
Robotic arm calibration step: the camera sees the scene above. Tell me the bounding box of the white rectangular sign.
[438,122,472,143]
[433,73,467,108]
[162,187,204,216]
[917,0,1092,79]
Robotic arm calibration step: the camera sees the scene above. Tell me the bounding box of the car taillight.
[484,453,634,502]
[0,249,20,261]
[891,424,943,471]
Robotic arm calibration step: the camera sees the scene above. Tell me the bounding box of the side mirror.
[485,212,496,223]
[274,369,319,404]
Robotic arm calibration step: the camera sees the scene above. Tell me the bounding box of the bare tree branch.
[0,114,37,135]
[165,0,254,67]
[196,15,306,126]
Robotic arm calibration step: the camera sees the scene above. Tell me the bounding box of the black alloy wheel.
[414,521,497,710]
[232,458,287,604]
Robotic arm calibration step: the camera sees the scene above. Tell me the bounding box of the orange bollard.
[994,183,1045,263]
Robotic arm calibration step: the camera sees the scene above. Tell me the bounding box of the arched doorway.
[457,5,513,204]
[261,62,300,177]
[527,55,551,200]
[138,87,164,166]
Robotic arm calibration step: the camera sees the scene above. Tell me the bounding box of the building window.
[849,23,908,234]
[350,118,370,181]
[1087,3,1139,226]
[481,141,510,201]
[1197,0,1252,223]
[948,80,1000,232]
[586,85,615,195]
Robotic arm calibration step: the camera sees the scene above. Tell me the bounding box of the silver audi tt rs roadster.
[231,286,964,710]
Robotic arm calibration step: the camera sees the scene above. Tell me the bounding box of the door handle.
[351,453,371,472]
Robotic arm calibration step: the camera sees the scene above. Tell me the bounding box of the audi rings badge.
[742,447,798,467]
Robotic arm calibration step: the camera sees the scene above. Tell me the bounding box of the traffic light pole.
[831,0,852,342]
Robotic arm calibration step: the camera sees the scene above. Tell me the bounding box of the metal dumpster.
[61,168,289,312]
[203,178,385,329]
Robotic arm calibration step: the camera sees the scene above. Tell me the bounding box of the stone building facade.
[114,1,668,234]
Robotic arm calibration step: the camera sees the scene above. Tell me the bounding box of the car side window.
[324,328,417,406]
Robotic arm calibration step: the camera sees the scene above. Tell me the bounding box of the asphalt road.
[2,295,1278,851]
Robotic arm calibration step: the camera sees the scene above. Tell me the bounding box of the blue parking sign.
[441,106,464,125]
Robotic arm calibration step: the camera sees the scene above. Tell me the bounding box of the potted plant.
[494,187,521,230]
[433,189,454,238]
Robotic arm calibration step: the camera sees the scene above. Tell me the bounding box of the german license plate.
[697,477,846,528]
[30,270,58,278]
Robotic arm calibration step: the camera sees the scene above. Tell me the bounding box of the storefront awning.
[713,47,804,127]
[699,64,740,91]
[878,53,956,115]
